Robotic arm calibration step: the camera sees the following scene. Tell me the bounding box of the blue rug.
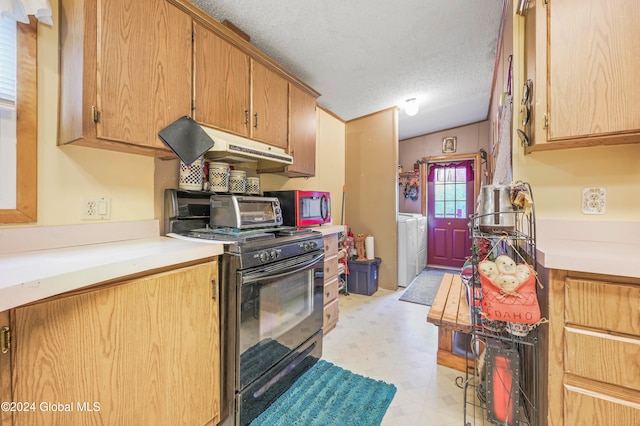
[399,267,452,306]
[251,360,397,426]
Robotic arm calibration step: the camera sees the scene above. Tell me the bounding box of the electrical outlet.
[82,197,111,220]
[581,188,606,215]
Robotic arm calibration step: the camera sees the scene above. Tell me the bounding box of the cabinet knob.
[326,291,330,297]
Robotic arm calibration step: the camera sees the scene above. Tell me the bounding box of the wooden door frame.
[420,152,482,216]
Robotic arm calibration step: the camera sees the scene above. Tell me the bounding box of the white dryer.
[415,215,427,274]
[397,215,418,287]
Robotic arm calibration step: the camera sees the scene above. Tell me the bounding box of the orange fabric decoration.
[479,265,541,325]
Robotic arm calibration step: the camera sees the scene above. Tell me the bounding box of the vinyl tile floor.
[323,287,487,426]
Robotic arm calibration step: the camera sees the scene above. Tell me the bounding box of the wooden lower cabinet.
[7,261,220,426]
[565,384,640,426]
[546,270,640,425]
[322,234,340,334]
[0,311,10,426]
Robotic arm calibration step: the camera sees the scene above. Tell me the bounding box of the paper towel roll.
[365,236,375,259]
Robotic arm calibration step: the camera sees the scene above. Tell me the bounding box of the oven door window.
[238,256,323,389]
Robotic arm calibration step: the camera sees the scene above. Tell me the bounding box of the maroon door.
[427,161,475,268]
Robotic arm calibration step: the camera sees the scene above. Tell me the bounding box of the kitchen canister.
[246,177,260,195]
[229,170,247,193]
[208,162,230,192]
[178,157,203,190]
[477,185,515,233]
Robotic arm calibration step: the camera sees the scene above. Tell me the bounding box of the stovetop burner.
[185,226,314,243]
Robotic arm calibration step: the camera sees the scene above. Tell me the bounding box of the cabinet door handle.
[244,110,249,125]
[254,112,258,128]
[211,279,217,301]
[1,326,10,354]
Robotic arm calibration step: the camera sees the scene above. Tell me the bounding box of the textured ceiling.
[191,0,504,140]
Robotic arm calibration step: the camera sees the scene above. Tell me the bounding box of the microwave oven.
[264,190,331,227]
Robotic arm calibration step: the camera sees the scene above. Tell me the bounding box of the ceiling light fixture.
[405,98,418,117]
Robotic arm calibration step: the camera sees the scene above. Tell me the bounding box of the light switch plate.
[581,187,606,215]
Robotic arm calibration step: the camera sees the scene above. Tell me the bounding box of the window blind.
[0,18,17,107]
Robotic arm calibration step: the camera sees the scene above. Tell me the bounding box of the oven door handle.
[243,253,324,284]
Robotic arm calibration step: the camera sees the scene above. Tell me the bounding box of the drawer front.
[323,298,339,329]
[565,327,640,390]
[565,278,640,336]
[565,384,640,426]
[323,234,339,256]
[324,255,339,280]
[324,276,339,305]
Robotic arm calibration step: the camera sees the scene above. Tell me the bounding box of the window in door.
[433,165,469,219]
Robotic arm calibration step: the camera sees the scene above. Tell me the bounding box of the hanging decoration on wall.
[402,177,419,202]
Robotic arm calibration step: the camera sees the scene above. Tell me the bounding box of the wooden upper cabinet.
[58,0,192,157]
[193,22,251,137]
[529,0,640,151]
[285,84,317,176]
[251,60,289,149]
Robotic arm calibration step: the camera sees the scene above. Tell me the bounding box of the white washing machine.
[399,213,427,277]
[397,215,417,287]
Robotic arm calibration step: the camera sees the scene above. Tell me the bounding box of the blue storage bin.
[347,257,381,295]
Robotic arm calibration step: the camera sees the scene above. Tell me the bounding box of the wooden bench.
[426,272,473,372]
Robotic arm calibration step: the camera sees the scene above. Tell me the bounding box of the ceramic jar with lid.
[246,177,260,195]
[208,162,230,192]
[229,170,247,193]
[178,158,203,190]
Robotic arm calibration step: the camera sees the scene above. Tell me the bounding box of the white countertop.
[536,220,640,278]
[312,224,346,236]
[0,221,224,311]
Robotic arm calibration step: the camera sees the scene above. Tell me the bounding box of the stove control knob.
[303,242,311,251]
[259,251,270,263]
[309,241,318,249]
[269,250,278,260]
